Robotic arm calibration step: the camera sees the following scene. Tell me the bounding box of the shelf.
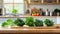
[0,15,57,18]
[29,2,60,5]
[29,0,60,5]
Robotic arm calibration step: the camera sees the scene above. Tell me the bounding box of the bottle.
[50,12,52,16]
[0,8,2,16]
[57,12,59,16]
[39,8,45,16]
[46,9,50,16]
[45,9,48,16]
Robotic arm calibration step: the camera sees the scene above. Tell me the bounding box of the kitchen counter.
[0,14,57,18]
[0,26,60,34]
[0,15,57,18]
[0,24,60,34]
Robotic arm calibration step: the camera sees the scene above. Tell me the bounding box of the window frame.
[3,0,25,15]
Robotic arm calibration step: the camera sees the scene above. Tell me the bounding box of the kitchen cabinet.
[29,0,59,4]
[43,0,57,4]
[30,0,42,4]
[59,0,60,3]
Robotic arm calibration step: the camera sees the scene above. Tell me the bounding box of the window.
[4,0,24,15]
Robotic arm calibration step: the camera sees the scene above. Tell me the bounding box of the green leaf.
[2,18,14,27]
[44,19,54,26]
[25,17,34,26]
[2,22,8,27]
[34,19,43,26]
[13,18,25,26]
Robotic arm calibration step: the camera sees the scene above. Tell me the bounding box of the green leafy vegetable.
[44,19,54,26]
[2,22,8,27]
[25,17,34,26]
[13,18,25,26]
[34,19,43,27]
[2,18,13,27]
[6,18,13,25]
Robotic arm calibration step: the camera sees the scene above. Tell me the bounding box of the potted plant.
[25,17,34,27]
[53,9,60,16]
[34,19,43,27]
[12,9,18,16]
[44,19,54,26]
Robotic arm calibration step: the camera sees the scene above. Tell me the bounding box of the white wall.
[30,5,60,12]
[57,17,60,24]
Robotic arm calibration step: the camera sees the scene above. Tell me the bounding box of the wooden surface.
[0,15,57,18]
[29,0,60,5]
[0,25,60,33]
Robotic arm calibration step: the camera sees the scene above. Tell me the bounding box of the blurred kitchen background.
[0,0,60,24]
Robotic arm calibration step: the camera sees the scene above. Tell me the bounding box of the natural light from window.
[4,0,24,15]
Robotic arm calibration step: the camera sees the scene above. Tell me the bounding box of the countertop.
[0,26,60,33]
[0,14,57,18]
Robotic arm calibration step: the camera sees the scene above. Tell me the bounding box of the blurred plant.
[2,18,14,27]
[25,17,34,26]
[12,9,18,15]
[44,19,54,26]
[34,19,43,27]
[13,18,25,26]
